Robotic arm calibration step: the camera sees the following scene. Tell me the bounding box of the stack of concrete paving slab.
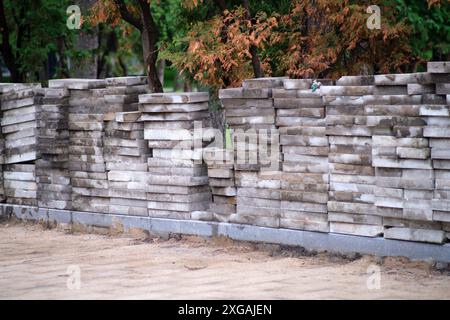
[204,147,235,222]
[104,76,149,113]
[233,170,280,228]
[0,84,10,202]
[219,78,283,172]
[367,71,446,243]
[35,87,71,210]
[105,111,150,216]
[322,79,381,237]
[139,92,211,219]
[425,62,450,243]
[220,79,283,228]
[0,84,41,206]
[273,79,330,232]
[49,79,110,214]
[0,83,42,164]
[221,78,283,130]
[3,164,37,206]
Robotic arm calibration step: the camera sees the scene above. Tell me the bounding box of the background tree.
[0,0,74,82]
[91,0,164,92]
[0,0,448,90]
[73,0,99,78]
[162,0,450,91]
[395,0,450,68]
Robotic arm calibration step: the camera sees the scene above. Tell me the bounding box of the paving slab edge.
[1,204,449,263]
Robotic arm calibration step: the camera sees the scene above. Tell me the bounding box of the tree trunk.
[0,0,25,82]
[157,59,165,87]
[118,55,128,77]
[242,0,263,78]
[138,0,163,92]
[56,37,70,78]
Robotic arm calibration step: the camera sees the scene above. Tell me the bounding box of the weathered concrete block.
[427,61,450,73]
[363,95,422,105]
[384,227,445,244]
[328,201,376,215]
[274,98,323,109]
[219,88,270,99]
[396,147,430,159]
[329,212,382,225]
[436,83,450,94]
[330,222,383,237]
[374,72,434,85]
[407,84,435,95]
[231,213,279,228]
[283,79,312,90]
[336,75,374,86]
[323,96,365,106]
[280,218,329,233]
[139,92,209,104]
[49,78,106,90]
[320,85,374,96]
[243,77,287,89]
[140,102,209,113]
[105,76,147,86]
[424,127,450,138]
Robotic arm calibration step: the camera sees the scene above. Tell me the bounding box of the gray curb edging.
[1,204,449,262]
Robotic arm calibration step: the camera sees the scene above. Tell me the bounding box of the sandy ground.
[0,221,449,300]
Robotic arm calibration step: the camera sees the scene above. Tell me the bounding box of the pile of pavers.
[367,70,448,243]
[0,83,41,164]
[425,62,450,243]
[0,83,41,205]
[49,79,110,214]
[322,78,381,237]
[104,76,148,113]
[105,111,150,216]
[0,84,8,203]
[35,87,71,210]
[273,79,330,232]
[204,147,236,222]
[219,78,283,228]
[139,92,211,219]
[366,73,444,242]
[3,164,37,206]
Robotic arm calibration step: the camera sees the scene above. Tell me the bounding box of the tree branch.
[242,0,263,78]
[137,0,158,38]
[112,0,142,31]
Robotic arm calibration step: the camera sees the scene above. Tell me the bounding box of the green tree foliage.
[395,0,450,63]
[0,0,449,87]
[0,0,76,82]
[162,0,450,91]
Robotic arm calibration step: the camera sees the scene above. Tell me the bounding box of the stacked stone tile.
[1,63,450,249]
[0,84,41,206]
[366,72,447,243]
[139,92,211,219]
[0,84,8,202]
[425,62,450,243]
[49,79,110,214]
[321,79,381,237]
[204,147,236,222]
[0,83,41,164]
[35,87,71,210]
[104,76,148,113]
[273,79,330,232]
[105,111,150,216]
[219,78,283,228]
[3,164,37,206]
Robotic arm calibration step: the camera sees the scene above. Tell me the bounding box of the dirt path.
[0,222,449,299]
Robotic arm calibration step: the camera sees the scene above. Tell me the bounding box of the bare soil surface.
[0,221,449,299]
